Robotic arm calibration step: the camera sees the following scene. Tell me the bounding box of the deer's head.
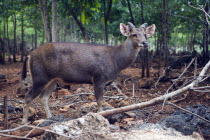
[120,22,155,48]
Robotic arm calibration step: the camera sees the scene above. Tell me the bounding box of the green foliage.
[0,0,207,52]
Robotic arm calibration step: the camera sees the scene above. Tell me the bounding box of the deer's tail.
[21,56,28,80]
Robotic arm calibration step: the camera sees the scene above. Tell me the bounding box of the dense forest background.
[0,0,209,65]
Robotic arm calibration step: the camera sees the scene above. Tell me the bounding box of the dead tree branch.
[99,60,210,117]
[188,1,210,25]
[166,102,210,123]
[0,133,31,140]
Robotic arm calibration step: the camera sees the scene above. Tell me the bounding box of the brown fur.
[21,22,155,124]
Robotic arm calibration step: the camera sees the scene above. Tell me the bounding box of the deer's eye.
[132,34,137,37]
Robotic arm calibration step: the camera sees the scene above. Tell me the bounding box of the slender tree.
[38,0,52,42]
[12,14,17,63]
[162,0,168,67]
[61,0,89,42]
[20,13,25,62]
[52,0,58,42]
[203,1,209,59]
[127,0,135,24]
[139,0,150,78]
[140,0,144,23]
[102,0,113,44]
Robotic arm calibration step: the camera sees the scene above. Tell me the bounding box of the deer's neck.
[114,39,140,72]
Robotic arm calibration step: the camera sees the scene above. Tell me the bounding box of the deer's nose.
[143,41,148,48]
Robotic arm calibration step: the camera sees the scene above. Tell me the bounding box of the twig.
[161,58,196,110]
[26,125,74,139]
[171,93,188,103]
[155,68,165,89]
[61,101,88,108]
[193,89,210,92]
[0,99,24,104]
[111,82,123,95]
[0,133,31,140]
[83,84,93,93]
[155,75,164,89]
[0,121,77,139]
[165,58,195,94]
[63,92,128,100]
[168,13,204,23]
[194,57,197,79]
[197,126,205,140]
[188,2,210,25]
[63,92,94,99]
[123,77,135,90]
[24,119,44,138]
[132,84,135,97]
[191,86,210,90]
[0,123,30,133]
[166,102,210,123]
[199,73,210,82]
[4,96,8,129]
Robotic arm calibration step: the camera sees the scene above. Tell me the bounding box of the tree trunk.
[35,24,38,49]
[71,13,88,42]
[141,50,145,78]
[0,39,5,64]
[189,28,196,52]
[103,0,113,44]
[32,35,34,50]
[12,14,17,63]
[145,49,150,77]
[42,25,45,44]
[157,34,162,77]
[203,25,207,58]
[61,0,88,42]
[162,0,168,68]
[140,0,149,78]
[204,2,209,59]
[104,20,108,44]
[140,0,144,24]
[38,0,52,42]
[63,18,67,42]
[0,20,6,64]
[52,0,58,42]
[6,19,12,63]
[21,13,25,62]
[126,0,135,24]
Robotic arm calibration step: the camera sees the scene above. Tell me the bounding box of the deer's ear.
[145,24,156,38]
[120,23,129,36]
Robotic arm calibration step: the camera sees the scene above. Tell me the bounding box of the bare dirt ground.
[0,62,210,139]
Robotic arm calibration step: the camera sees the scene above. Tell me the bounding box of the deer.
[21,22,155,124]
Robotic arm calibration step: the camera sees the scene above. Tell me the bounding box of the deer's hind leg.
[39,80,57,118]
[22,83,46,124]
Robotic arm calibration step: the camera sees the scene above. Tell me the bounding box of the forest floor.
[0,61,210,139]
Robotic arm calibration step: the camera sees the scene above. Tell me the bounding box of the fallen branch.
[0,133,31,140]
[0,128,45,140]
[166,102,210,123]
[63,92,128,99]
[99,60,210,117]
[0,99,24,104]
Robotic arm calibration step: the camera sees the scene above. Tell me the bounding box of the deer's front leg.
[94,81,105,112]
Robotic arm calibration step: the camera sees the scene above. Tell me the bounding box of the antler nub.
[127,22,135,29]
[140,23,148,29]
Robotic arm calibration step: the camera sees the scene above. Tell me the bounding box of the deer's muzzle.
[142,41,148,48]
